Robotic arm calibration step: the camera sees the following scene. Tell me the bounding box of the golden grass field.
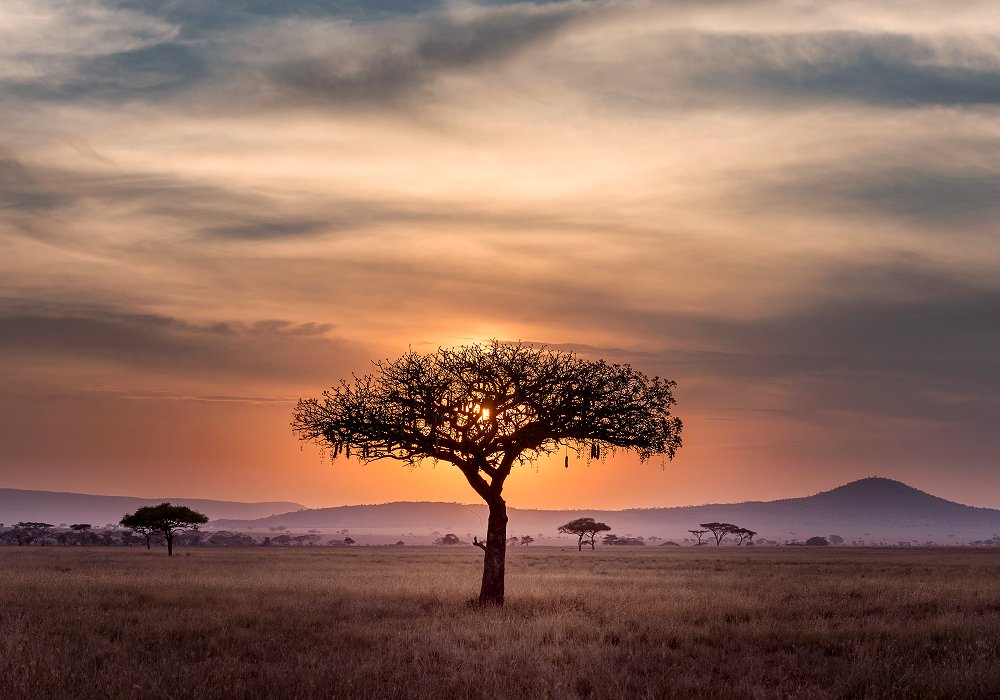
[2,545,999,699]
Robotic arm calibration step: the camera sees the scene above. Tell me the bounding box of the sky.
[1,0,998,511]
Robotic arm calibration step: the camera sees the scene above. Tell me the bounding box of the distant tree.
[118,529,140,547]
[396,540,405,546]
[13,522,54,546]
[700,522,739,546]
[434,533,462,546]
[828,534,844,546]
[293,341,682,606]
[271,534,293,546]
[268,526,287,532]
[805,536,830,546]
[688,529,709,546]
[519,535,534,546]
[175,530,204,546]
[207,531,256,546]
[123,521,158,550]
[559,518,612,551]
[507,536,520,546]
[603,535,646,546]
[343,536,356,546]
[70,523,92,546]
[733,528,757,546]
[119,503,208,556]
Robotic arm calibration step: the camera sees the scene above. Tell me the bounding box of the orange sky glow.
[1,0,998,510]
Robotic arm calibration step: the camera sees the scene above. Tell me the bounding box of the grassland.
[2,546,999,699]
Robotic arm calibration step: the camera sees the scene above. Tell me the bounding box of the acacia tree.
[293,341,682,605]
[700,522,739,546]
[13,522,54,546]
[70,523,92,546]
[733,528,757,546]
[120,503,208,556]
[688,529,708,546]
[559,517,612,551]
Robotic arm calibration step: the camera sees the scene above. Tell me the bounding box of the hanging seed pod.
[565,454,569,469]
[346,443,351,460]
[595,443,600,459]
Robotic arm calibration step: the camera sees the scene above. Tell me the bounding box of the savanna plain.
[3,546,1000,699]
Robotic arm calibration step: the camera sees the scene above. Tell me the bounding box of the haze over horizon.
[2,1,998,510]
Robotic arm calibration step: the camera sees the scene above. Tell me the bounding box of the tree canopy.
[558,517,613,551]
[293,341,682,605]
[120,503,208,556]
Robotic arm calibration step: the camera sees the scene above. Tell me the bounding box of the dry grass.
[2,546,1000,699]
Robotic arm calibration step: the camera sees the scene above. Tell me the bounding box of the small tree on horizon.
[292,341,682,606]
[13,522,54,546]
[700,522,739,546]
[70,523,92,546]
[120,503,208,556]
[688,529,708,546]
[559,517,612,551]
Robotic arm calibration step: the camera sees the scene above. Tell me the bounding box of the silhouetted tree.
[828,534,844,545]
[805,536,829,546]
[435,533,462,545]
[700,522,739,546]
[293,341,682,605]
[120,503,208,556]
[343,536,355,546]
[688,529,708,546]
[207,531,256,546]
[519,535,534,546]
[604,535,645,546]
[733,528,757,546]
[70,523,92,546]
[507,536,520,546]
[559,517,613,551]
[13,522,54,546]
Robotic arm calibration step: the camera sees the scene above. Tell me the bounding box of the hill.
[0,488,304,527]
[212,478,1000,543]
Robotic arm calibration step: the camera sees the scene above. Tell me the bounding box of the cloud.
[0,155,72,212]
[0,303,356,382]
[264,3,588,106]
[560,29,1000,111]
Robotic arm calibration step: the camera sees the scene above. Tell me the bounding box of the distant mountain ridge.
[5,479,998,542]
[0,488,304,526]
[211,478,1000,541]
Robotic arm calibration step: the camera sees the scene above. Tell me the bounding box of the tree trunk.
[167,533,173,556]
[478,498,507,605]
